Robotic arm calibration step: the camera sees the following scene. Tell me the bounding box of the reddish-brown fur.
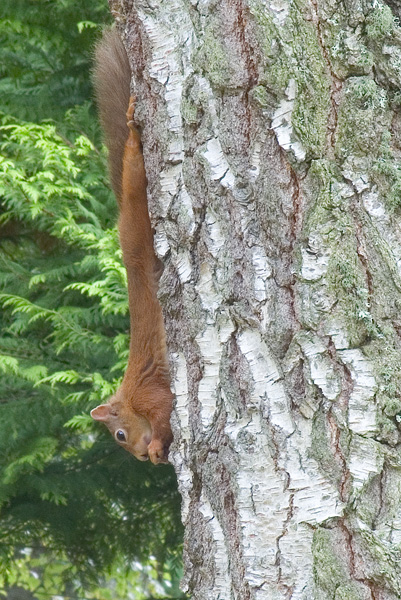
[91,29,173,464]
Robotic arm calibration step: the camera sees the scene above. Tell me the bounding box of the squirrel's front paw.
[126,95,137,130]
[148,439,169,465]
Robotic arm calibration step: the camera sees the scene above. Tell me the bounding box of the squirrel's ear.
[90,404,111,422]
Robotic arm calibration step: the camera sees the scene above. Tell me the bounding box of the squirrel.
[90,28,173,465]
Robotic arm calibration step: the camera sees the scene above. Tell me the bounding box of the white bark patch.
[227,412,291,590]
[196,327,221,428]
[349,435,384,492]
[172,353,190,442]
[301,247,330,281]
[342,168,371,193]
[271,80,306,162]
[301,233,332,281]
[275,423,343,596]
[176,250,192,284]
[196,312,234,429]
[170,357,193,523]
[252,246,273,303]
[278,523,314,600]
[137,0,195,264]
[238,329,294,435]
[309,357,340,402]
[199,493,232,596]
[196,263,221,314]
[287,424,343,523]
[338,349,377,436]
[299,333,341,401]
[154,227,170,258]
[205,207,226,256]
[250,0,290,26]
[171,456,193,523]
[202,138,236,189]
[250,245,274,332]
[363,190,387,219]
[157,164,181,217]
[325,319,350,350]
[138,6,193,156]
[226,410,342,596]
[270,0,290,25]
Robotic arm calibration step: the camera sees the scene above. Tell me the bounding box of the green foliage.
[0,1,184,598]
[3,551,184,600]
[0,0,111,121]
[0,107,183,600]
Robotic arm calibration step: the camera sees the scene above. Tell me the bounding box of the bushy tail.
[93,28,131,202]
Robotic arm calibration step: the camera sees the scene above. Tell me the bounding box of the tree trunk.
[111,0,401,598]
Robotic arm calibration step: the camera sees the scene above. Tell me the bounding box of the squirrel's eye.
[116,430,126,442]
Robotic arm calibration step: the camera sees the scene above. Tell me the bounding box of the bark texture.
[110,0,401,598]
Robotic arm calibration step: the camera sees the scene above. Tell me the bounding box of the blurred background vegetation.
[0,1,184,598]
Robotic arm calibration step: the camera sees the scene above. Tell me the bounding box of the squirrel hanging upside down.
[90,28,173,465]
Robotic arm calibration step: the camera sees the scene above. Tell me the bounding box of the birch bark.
[110,0,401,598]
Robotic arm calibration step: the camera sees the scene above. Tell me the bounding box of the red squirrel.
[90,28,173,464]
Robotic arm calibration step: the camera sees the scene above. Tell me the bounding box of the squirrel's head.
[90,390,152,460]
